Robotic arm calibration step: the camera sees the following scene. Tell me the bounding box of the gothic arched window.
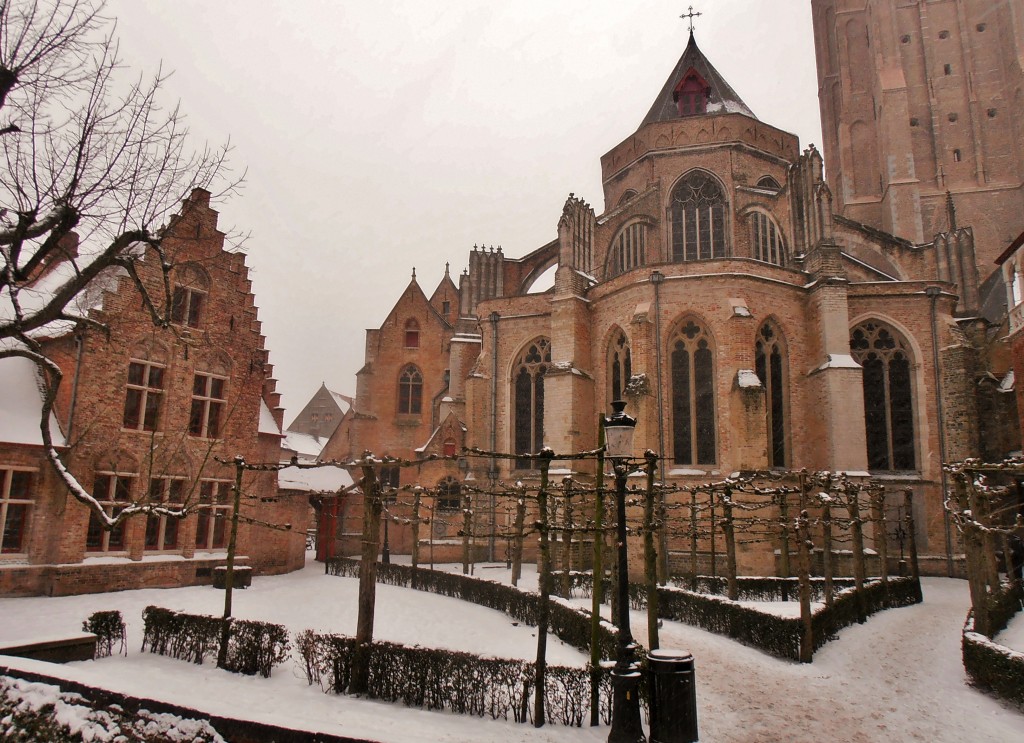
[755,322,787,467]
[671,171,728,262]
[513,338,550,468]
[437,476,461,511]
[608,331,632,402]
[850,321,916,470]
[671,320,716,465]
[398,365,423,415]
[607,222,647,279]
[749,210,787,266]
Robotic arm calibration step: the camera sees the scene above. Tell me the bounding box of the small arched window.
[670,320,716,465]
[404,319,420,348]
[850,321,916,470]
[437,476,462,511]
[671,171,728,262]
[398,365,423,415]
[756,175,782,191]
[608,331,632,402]
[755,322,787,467]
[608,222,647,278]
[513,338,550,468]
[749,211,787,266]
[171,264,210,329]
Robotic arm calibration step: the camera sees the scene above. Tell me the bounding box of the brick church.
[329,0,1024,573]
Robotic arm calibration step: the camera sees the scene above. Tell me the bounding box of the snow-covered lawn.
[997,604,1024,654]
[1,559,1023,742]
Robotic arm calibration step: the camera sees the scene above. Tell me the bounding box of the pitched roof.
[640,31,756,127]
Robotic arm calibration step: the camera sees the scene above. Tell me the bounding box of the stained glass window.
[671,320,716,465]
[671,172,728,262]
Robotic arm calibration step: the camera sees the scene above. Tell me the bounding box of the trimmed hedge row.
[325,558,619,660]
[963,611,1024,709]
[295,630,612,726]
[141,606,290,678]
[82,610,126,658]
[670,575,858,603]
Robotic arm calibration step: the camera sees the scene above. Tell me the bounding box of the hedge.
[295,629,612,726]
[141,606,290,678]
[325,558,618,661]
[82,610,126,658]
[963,611,1024,709]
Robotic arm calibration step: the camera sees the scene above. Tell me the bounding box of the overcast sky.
[104,1,822,421]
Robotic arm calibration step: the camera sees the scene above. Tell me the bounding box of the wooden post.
[797,509,814,663]
[722,489,738,601]
[533,451,554,728]
[871,485,889,588]
[216,455,245,670]
[847,484,868,624]
[709,491,718,579]
[411,485,421,589]
[511,483,526,587]
[643,450,660,650]
[689,487,699,589]
[903,489,921,591]
[822,498,834,608]
[778,490,791,601]
[461,488,472,575]
[590,425,605,728]
[561,477,574,599]
[351,455,383,695]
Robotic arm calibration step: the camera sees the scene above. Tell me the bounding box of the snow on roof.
[258,399,282,436]
[282,430,326,459]
[0,356,64,446]
[327,389,353,410]
[1,256,128,341]
[277,464,353,493]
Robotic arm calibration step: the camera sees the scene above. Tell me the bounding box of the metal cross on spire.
[681,5,702,33]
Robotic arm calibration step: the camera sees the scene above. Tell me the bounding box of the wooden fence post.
[797,509,814,663]
[411,485,421,589]
[689,487,699,589]
[512,482,526,587]
[778,490,791,601]
[871,484,889,591]
[644,451,660,650]
[847,483,868,624]
[722,489,738,602]
[533,450,554,728]
[821,494,834,608]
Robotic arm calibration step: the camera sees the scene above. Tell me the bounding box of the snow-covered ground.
[1,558,1023,742]
[998,605,1024,654]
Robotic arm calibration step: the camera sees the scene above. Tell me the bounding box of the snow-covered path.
[1,563,1022,742]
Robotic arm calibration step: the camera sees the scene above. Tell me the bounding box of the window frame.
[436,476,462,511]
[171,285,206,328]
[397,365,423,415]
[189,372,227,439]
[122,358,166,432]
[86,472,133,553]
[404,319,420,349]
[145,477,185,552]
[195,479,232,551]
[670,320,717,466]
[608,330,632,403]
[748,209,787,266]
[671,171,729,262]
[755,322,788,468]
[1,467,35,555]
[512,338,550,470]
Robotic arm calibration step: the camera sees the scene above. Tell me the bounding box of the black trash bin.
[648,648,698,743]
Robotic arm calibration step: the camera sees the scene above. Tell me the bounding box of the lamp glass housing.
[604,400,636,460]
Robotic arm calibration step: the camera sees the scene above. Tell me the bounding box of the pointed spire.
[945,190,958,231]
[411,267,417,280]
[641,24,756,127]
[444,261,450,277]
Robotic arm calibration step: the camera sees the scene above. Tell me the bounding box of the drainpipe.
[926,286,954,577]
[651,270,668,582]
[66,330,86,442]
[489,311,500,562]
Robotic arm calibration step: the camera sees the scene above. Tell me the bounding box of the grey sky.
[104,1,822,419]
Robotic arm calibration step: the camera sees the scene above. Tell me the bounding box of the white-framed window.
[145,478,185,551]
[1,468,34,555]
[189,373,226,438]
[86,473,133,553]
[749,210,787,266]
[608,222,647,278]
[170,264,209,328]
[123,359,165,431]
[195,480,231,550]
[671,171,729,261]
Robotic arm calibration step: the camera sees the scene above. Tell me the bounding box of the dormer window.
[674,68,709,117]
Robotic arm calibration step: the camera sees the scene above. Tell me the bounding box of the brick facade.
[0,190,307,596]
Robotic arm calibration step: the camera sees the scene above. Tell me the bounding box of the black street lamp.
[604,400,645,743]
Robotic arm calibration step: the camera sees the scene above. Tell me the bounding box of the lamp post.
[604,400,645,743]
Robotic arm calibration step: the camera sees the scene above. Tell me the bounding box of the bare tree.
[0,0,238,526]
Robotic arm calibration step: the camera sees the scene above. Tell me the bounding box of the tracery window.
[756,175,782,191]
[608,223,647,278]
[608,331,632,402]
[1,468,33,554]
[671,171,728,262]
[850,322,916,471]
[404,319,420,349]
[513,338,550,469]
[671,320,716,465]
[749,211,786,266]
[437,476,462,511]
[755,322,787,467]
[398,365,423,415]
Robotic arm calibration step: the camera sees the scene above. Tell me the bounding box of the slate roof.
[641,31,757,127]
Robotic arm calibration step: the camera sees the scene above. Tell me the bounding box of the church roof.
[640,31,756,127]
